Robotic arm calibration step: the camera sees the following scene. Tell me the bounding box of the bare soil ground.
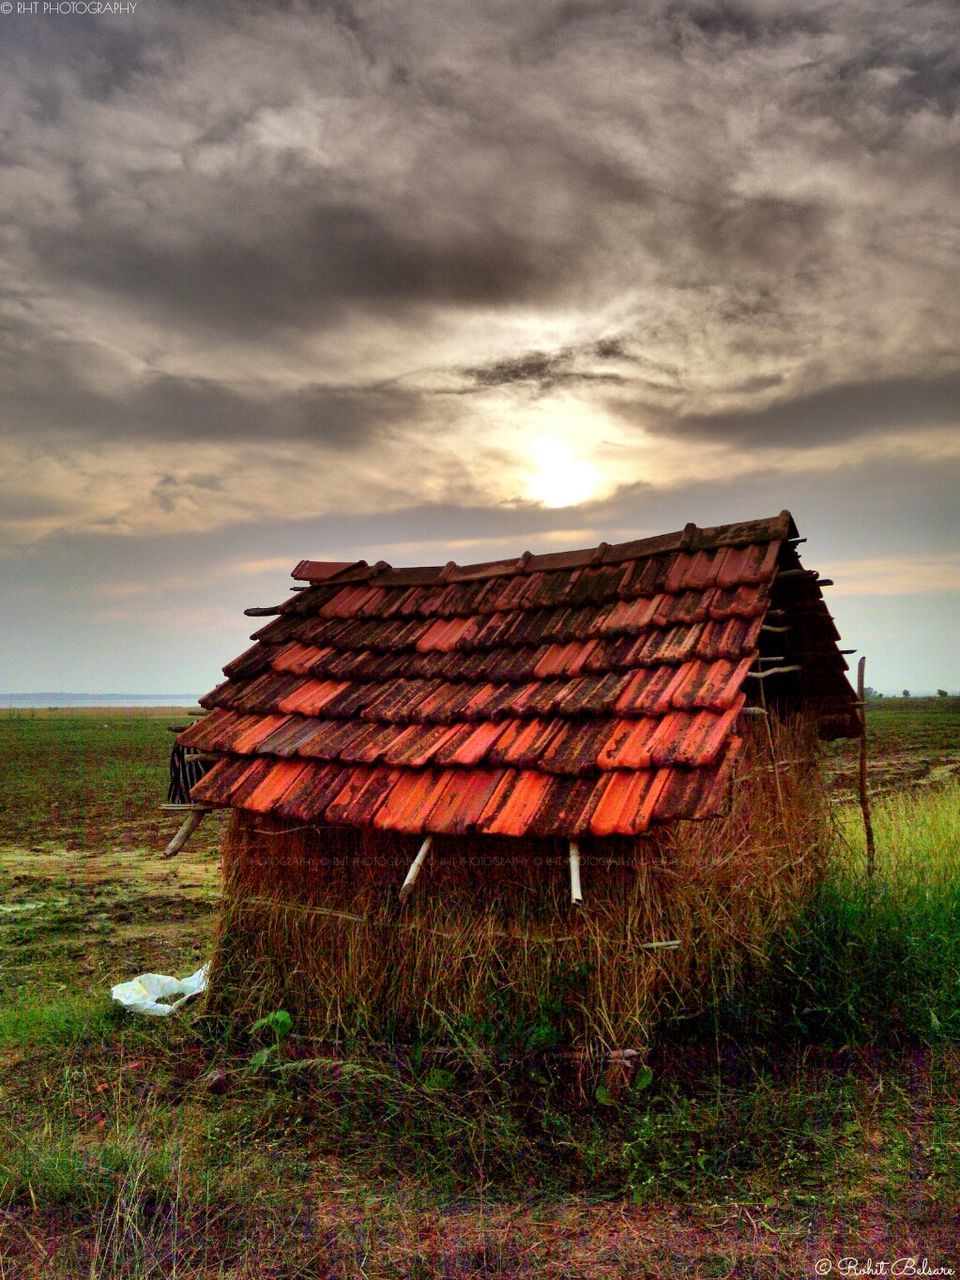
[823,696,960,795]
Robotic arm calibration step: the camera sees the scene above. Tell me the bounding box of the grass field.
[1,703,959,1277]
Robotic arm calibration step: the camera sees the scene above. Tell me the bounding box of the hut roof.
[181,510,859,838]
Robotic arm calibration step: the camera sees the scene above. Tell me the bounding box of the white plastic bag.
[110,965,209,1017]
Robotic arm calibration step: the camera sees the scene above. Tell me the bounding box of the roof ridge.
[291,512,796,584]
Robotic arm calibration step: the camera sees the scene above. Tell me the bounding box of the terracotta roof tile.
[416,616,481,653]
[243,760,313,813]
[532,639,600,678]
[186,513,859,834]
[422,769,506,835]
[477,770,555,837]
[178,708,240,752]
[371,769,448,833]
[589,770,659,837]
[261,716,348,757]
[667,655,756,711]
[277,679,352,716]
[717,541,779,588]
[614,665,680,717]
[380,723,463,767]
[319,585,385,618]
[707,583,768,621]
[432,721,509,767]
[343,721,398,765]
[270,763,345,822]
[231,714,292,754]
[693,736,744,816]
[501,718,569,771]
[539,719,615,775]
[191,755,263,805]
[325,766,399,826]
[596,717,659,771]
[594,596,655,634]
[525,775,605,837]
[291,559,367,582]
[270,642,334,676]
[653,697,745,767]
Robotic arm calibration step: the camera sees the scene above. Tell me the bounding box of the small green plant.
[247,1009,293,1072]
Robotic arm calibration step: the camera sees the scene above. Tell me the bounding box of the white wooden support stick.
[163,808,206,859]
[569,840,583,906]
[399,835,433,903]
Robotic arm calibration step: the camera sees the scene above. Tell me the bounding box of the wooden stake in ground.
[163,808,207,859]
[857,656,876,878]
[568,840,583,906]
[398,835,433,904]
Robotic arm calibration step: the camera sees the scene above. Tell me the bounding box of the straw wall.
[205,717,829,1052]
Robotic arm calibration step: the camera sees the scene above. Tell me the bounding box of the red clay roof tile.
[231,715,292,754]
[325,766,399,826]
[261,716,345,758]
[717,541,779,588]
[278,679,352,716]
[539,720,616,775]
[177,708,240,752]
[691,736,744,817]
[243,760,313,813]
[291,559,367,582]
[191,755,262,805]
[219,757,277,807]
[503,719,569,771]
[477,770,555,836]
[596,717,659,770]
[433,720,509,767]
[524,775,603,836]
[380,723,463,767]
[589,770,657,837]
[416,616,480,653]
[271,762,348,822]
[422,769,506,835]
[613,665,679,717]
[372,769,450,833]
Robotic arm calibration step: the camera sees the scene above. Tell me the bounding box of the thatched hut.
[178,511,860,1052]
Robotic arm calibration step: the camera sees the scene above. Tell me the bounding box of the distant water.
[1,693,201,708]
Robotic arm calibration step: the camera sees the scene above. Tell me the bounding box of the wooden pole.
[857,656,876,878]
[163,808,206,859]
[398,835,433,904]
[568,840,583,906]
[757,671,787,822]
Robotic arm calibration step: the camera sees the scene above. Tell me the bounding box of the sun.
[524,438,601,509]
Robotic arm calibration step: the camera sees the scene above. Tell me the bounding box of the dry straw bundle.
[205,718,828,1054]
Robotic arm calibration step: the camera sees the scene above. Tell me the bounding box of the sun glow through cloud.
[524,437,601,509]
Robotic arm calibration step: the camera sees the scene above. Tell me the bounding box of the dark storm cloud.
[1,329,422,447]
[460,344,627,392]
[663,371,960,448]
[28,201,559,337]
[682,193,830,275]
[0,0,848,357]
[1,14,172,110]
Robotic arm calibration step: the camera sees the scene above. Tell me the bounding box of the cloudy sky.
[1,0,957,696]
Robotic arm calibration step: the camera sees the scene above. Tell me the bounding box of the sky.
[1,0,957,697]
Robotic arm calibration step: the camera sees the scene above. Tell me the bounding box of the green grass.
[863,694,960,753]
[0,991,125,1050]
[785,781,960,1044]
[0,710,187,849]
